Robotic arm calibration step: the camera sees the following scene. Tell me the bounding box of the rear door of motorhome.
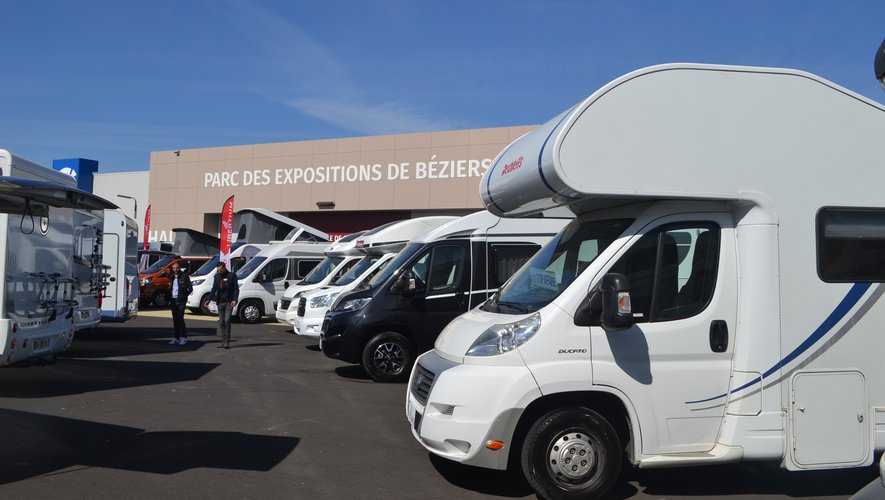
[589,212,737,455]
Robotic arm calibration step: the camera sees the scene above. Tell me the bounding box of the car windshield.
[143,256,175,275]
[301,257,343,284]
[481,218,633,314]
[333,256,381,286]
[193,256,220,276]
[368,243,423,288]
[236,256,267,280]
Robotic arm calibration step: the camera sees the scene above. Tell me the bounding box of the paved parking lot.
[0,311,876,499]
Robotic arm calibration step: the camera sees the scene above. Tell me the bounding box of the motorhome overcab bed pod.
[0,158,116,365]
[276,231,368,324]
[405,64,885,500]
[290,217,456,340]
[100,209,139,322]
[321,210,567,382]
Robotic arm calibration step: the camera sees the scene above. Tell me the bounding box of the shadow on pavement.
[0,408,298,484]
[428,453,533,498]
[0,359,219,398]
[333,366,373,381]
[66,327,220,359]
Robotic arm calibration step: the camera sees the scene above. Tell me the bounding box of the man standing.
[168,261,193,345]
[209,261,239,349]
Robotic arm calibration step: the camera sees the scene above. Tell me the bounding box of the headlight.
[310,292,339,309]
[466,312,541,357]
[141,277,152,285]
[191,278,205,286]
[334,297,371,312]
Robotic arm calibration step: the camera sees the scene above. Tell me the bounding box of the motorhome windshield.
[144,256,175,275]
[194,256,220,276]
[236,256,267,279]
[482,218,633,314]
[368,243,423,288]
[302,257,343,284]
[333,256,381,286]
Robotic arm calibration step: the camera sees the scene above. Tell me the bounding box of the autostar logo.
[501,156,524,176]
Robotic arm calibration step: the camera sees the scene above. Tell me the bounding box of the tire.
[152,292,169,308]
[199,294,214,315]
[521,407,622,500]
[361,332,415,383]
[237,299,263,324]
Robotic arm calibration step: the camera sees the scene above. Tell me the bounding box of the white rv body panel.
[100,209,139,322]
[409,64,885,490]
[71,209,103,330]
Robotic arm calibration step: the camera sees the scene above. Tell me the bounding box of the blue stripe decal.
[685,282,871,405]
[536,107,576,196]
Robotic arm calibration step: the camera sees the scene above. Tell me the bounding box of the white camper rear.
[100,209,139,322]
[408,64,885,499]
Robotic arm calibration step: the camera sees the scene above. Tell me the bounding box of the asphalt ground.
[0,309,877,500]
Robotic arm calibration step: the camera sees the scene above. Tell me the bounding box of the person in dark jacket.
[209,261,239,349]
[168,261,193,345]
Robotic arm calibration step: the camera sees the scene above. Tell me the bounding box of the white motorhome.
[321,210,567,382]
[290,217,457,339]
[100,209,139,322]
[0,150,116,365]
[275,231,368,324]
[406,64,885,500]
[71,208,104,331]
[233,222,331,323]
[186,242,267,314]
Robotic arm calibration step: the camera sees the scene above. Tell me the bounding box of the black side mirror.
[599,273,634,332]
[390,271,416,295]
[259,273,268,283]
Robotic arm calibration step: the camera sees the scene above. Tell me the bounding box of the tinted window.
[265,258,288,281]
[296,259,320,279]
[488,244,540,288]
[427,246,464,293]
[818,208,885,282]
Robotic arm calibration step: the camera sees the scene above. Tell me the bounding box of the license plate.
[407,399,422,432]
[33,337,49,351]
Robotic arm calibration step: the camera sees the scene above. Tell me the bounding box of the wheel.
[238,300,263,324]
[152,292,169,308]
[361,332,415,383]
[199,294,215,315]
[520,407,622,500]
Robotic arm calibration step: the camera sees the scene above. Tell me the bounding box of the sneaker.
[168,339,179,345]
[179,337,188,345]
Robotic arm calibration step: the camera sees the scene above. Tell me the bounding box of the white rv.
[100,209,139,322]
[275,231,368,324]
[186,242,266,314]
[232,222,331,323]
[71,209,104,331]
[406,64,885,500]
[290,217,456,339]
[0,150,116,365]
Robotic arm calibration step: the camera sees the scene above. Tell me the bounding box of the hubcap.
[548,432,596,482]
[373,341,404,374]
[244,305,260,322]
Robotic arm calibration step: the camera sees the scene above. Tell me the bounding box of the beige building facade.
[147,125,534,241]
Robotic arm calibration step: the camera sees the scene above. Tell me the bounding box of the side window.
[488,244,540,288]
[230,256,247,273]
[332,259,359,281]
[297,259,320,279]
[265,258,288,282]
[609,223,719,322]
[817,207,885,282]
[427,246,464,293]
[409,252,432,290]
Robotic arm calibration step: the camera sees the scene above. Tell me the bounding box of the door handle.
[456,291,467,306]
[710,320,728,353]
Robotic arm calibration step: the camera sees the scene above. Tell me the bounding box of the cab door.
[590,213,737,455]
[398,242,471,353]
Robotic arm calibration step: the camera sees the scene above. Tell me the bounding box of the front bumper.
[293,308,325,339]
[319,309,365,364]
[406,350,541,470]
[73,307,101,331]
[276,307,297,326]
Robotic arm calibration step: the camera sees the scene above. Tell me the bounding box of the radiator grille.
[411,363,435,406]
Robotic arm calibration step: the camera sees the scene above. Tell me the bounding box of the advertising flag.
[220,196,235,267]
[139,204,151,272]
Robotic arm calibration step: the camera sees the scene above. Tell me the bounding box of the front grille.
[279,298,291,311]
[411,363,435,406]
[297,297,306,317]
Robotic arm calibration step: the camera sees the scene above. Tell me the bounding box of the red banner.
[220,196,235,266]
[143,204,151,250]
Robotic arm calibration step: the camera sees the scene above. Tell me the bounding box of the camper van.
[320,210,567,382]
[405,64,885,500]
[0,150,116,365]
[71,209,105,331]
[100,209,139,322]
[289,217,456,339]
[186,242,266,314]
[232,221,331,323]
[275,231,368,324]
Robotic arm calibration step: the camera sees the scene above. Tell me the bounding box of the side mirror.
[259,273,268,283]
[598,273,634,332]
[390,271,417,295]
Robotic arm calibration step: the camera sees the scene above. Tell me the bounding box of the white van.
[321,210,568,382]
[100,209,139,322]
[406,64,885,500]
[291,217,456,339]
[186,242,267,314]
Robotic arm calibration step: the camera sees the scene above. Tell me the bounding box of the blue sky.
[2,0,883,173]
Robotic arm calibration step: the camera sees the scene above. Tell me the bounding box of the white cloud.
[285,97,458,136]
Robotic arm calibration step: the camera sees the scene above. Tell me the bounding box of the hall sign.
[203,156,495,188]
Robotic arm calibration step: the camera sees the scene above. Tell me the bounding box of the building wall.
[147,125,534,241]
[93,170,150,243]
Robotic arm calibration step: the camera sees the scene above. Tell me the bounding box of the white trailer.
[0,150,116,365]
[406,64,885,499]
[100,209,139,322]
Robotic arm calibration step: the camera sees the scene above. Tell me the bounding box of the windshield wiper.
[495,301,529,313]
